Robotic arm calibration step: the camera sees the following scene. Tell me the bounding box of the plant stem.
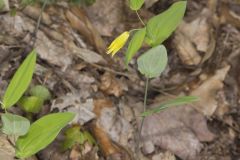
[138,77,149,146]
[135,10,145,26]
[31,0,48,48]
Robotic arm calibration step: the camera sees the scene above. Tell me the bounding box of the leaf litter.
[0,0,240,160]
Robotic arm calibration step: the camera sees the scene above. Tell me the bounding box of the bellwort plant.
[106,0,198,146]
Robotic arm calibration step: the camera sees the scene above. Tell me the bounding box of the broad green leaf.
[129,0,144,10]
[125,28,146,65]
[141,96,199,117]
[1,113,30,136]
[29,85,51,101]
[18,96,44,113]
[3,50,37,109]
[146,1,187,46]
[16,112,75,158]
[137,45,167,78]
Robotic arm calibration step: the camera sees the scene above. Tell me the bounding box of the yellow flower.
[107,31,130,56]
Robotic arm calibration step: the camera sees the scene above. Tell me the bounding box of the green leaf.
[1,113,30,136]
[62,126,85,150]
[29,85,51,101]
[146,1,187,46]
[141,96,199,117]
[62,126,95,150]
[125,28,146,65]
[129,0,144,10]
[82,131,95,145]
[3,50,37,109]
[16,112,75,158]
[137,45,168,78]
[18,96,44,113]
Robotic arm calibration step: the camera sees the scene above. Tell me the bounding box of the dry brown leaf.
[52,94,96,125]
[0,134,15,160]
[23,5,52,25]
[174,9,216,65]
[86,0,124,36]
[220,1,240,28]
[100,72,128,97]
[141,99,215,160]
[93,99,134,160]
[66,6,106,53]
[190,65,230,116]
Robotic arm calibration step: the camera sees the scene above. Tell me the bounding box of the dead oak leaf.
[141,104,215,160]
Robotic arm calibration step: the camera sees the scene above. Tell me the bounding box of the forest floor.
[0,0,240,160]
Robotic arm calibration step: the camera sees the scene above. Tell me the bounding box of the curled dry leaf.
[190,65,230,116]
[174,9,216,65]
[23,5,52,25]
[100,72,128,97]
[141,97,215,160]
[66,7,106,53]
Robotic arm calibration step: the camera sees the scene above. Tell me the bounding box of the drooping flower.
[107,31,130,56]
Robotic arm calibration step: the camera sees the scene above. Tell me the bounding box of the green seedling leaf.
[141,96,199,117]
[62,126,85,150]
[129,0,144,10]
[18,96,44,113]
[137,45,167,78]
[146,1,187,46]
[63,126,95,150]
[16,112,75,158]
[29,85,51,101]
[82,130,95,145]
[3,50,37,109]
[1,113,30,136]
[125,28,146,65]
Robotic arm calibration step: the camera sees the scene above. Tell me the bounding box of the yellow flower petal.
[107,31,130,56]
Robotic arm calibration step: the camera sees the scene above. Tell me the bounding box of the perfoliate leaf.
[129,0,144,10]
[16,112,75,158]
[3,50,37,109]
[125,28,146,65]
[18,96,44,113]
[146,1,187,46]
[1,113,30,136]
[141,96,199,117]
[29,85,51,101]
[137,45,168,78]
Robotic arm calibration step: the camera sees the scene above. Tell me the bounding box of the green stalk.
[138,77,149,146]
